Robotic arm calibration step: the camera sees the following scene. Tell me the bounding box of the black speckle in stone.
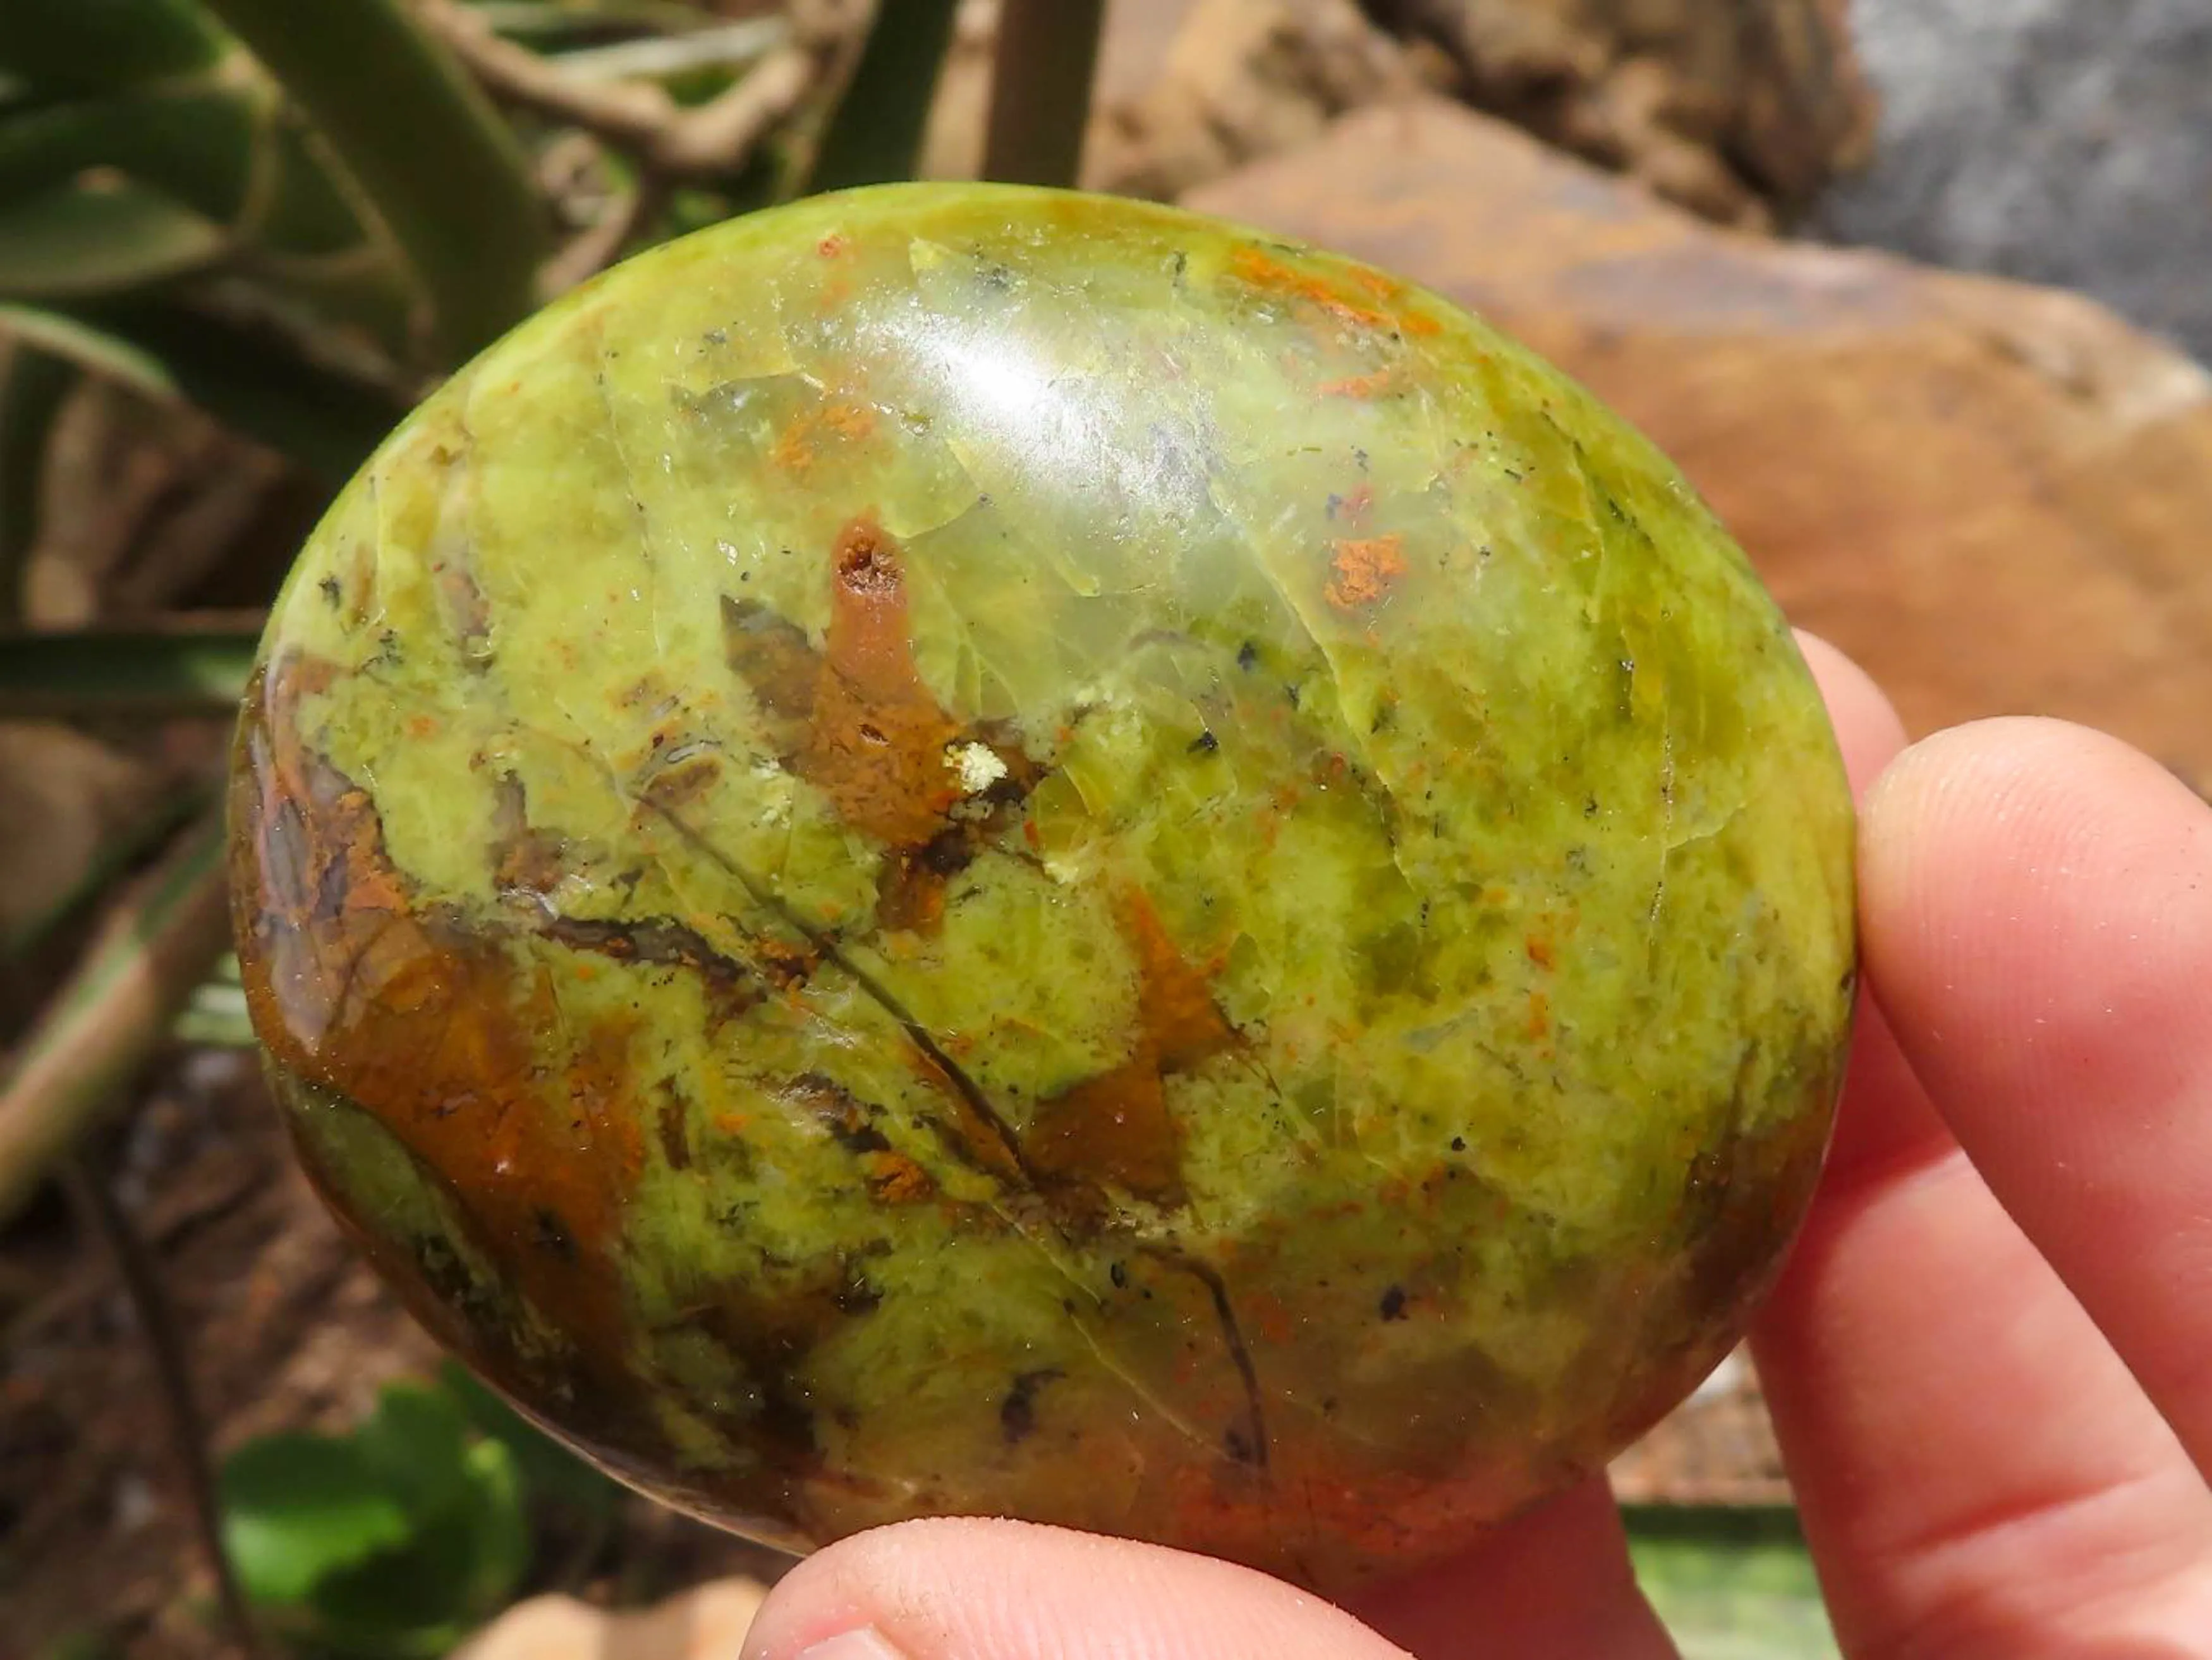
[1585,794,1600,818]
[318,575,343,607]
[1379,1285,1409,1322]
[1450,1135,1466,1152]
[918,829,973,877]
[1109,1260,1129,1290]
[835,1267,882,1316]
[999,1369,1063,1444]
[1223,1426,1256,1464]
[1189,730,1220,755]
[533,1208,576,1262]
[759,1386,817,1456]
[1237,641,1260,672]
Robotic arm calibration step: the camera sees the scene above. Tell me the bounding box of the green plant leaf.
[213,1379,540,1659]
[0,182,226,300]
[0,623,258,717]
[801,0,961,194]
[0,303,175,395]
[353,1382,475,1524]
[301,1430,531,1654]
[0,341,75,623]
[456,1436,532,1615]
[440,1360,619,1521]
[217,1433,415,1608]
[0,303,403,482]
[0,807,231,1225]
[0,85,260,225]
[1624,1505,1841,1660]
[0,0,225,95]
[197,0,550,366]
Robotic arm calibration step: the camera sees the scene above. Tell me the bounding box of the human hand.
[740,637,2212,1660]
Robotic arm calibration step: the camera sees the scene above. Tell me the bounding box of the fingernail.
[796,1628,906,1660]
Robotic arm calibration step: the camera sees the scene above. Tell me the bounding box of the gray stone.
[1817,0,2212,363]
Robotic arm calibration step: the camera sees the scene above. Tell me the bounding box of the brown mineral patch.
[1028,1060,1186,1204]
[1228,245,1440,338]
[231,663,645,1395]
[770,398,877,477]
[795,517,964,850]
[1024,891,1235,1206]
[1325,533,1407,610]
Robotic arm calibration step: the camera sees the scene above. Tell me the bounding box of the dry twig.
[418,0,846,183]
[0,807,230,1223]
[63,1151,272,1660]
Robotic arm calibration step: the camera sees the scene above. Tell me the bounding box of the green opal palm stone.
[229,183,1854,1594]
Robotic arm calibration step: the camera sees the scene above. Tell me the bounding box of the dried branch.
[63,1151,272,1660]
[542,168,670,295]
[418,0,846,185]
[0,807,230,1223]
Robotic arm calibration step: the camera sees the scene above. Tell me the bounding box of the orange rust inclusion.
[1026,892,1236,1205]
[1326,534,1408,611]
[724,515,1042,937]
[798,517,961,849]
[771,398,877,477]
[229,664,644,1391]
[1229,247,1440,338]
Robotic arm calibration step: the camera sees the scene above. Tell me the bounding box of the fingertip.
[1792,629,1908,802]
[739,1518,1407,1660]
[1858,716,2212,1012]
[1854,710,2212,1209]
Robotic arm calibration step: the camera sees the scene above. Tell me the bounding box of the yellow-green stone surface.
[230,183,1854,1593]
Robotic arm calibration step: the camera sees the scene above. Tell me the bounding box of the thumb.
[738,1517,1415,1660]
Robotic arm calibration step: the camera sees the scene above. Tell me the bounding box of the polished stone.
[229,182,1854,1593]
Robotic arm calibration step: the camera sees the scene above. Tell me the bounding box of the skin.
[739,635,2212,1659]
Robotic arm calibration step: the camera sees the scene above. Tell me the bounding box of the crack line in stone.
[644,776,1272,1482]
[644,800,1043,1191]
[1140,1243,1271,1474]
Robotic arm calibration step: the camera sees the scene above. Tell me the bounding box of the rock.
[1189,99,2212,793]
[233,181,1854,1596]
[1818,0,2212,365]
[1359,0,1875,228]
[451,1576,770,1660]
[1083,0,1432,199]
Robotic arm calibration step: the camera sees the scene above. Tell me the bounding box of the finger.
[739,1517,1418,1660]
[1862,717,2212,1468]
[1753,718,2212,1656]
[1344,1478,1675,1659]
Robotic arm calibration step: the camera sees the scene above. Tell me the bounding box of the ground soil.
[0,1053,787,1660]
